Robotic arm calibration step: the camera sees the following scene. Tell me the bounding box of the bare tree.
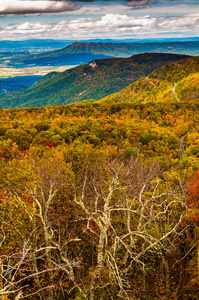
[0,153,86,300]
[0,225,59,300]
[0,151,188,300]
[72,154,187,299]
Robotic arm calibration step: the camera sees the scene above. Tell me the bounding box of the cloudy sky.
[0,0,199,40]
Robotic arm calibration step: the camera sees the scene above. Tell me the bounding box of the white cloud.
[0,0,81,14]
[0,13,199,40]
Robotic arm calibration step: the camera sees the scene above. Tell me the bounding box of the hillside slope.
[0,53,189,109]
[100,56,199,104]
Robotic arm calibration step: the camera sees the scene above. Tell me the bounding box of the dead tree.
[72,154,187,299]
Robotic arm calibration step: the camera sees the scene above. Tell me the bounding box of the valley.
[0,65,75,94]
[0,65,74,78]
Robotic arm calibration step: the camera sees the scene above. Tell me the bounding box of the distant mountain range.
[1,37,199,51]
[3,40,199,68]
[0,39,72,52]
[57,41,199,57]
[0,53,189,108]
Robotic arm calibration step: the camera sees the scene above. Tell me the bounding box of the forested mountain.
[0,100,199,299]
[58,40,199,56]
[100,56,199,104]
[0,53,188,108]
[4,40,199,67]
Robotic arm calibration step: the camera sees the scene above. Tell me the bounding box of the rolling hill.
[0,53,189,109]
[100,56,199,104]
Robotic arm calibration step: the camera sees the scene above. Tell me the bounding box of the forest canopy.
[0,100,199,299]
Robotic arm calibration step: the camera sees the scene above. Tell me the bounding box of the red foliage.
[46,143,54,148]
[184,169,199,233]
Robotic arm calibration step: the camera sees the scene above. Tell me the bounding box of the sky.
[0,0,199,40]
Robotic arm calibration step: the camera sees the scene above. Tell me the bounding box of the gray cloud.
[0,0,197,16]
[0,0,82,15]
[126,0,156,7]
[71,0,156,5]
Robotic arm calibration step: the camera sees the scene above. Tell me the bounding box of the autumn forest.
[0,94,198,300]
[0,46,199,300]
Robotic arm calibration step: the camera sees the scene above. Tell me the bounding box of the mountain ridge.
[99,56,199,104]
[0,53,189,108]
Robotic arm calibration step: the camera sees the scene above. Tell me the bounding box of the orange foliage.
[187,169,199,211]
